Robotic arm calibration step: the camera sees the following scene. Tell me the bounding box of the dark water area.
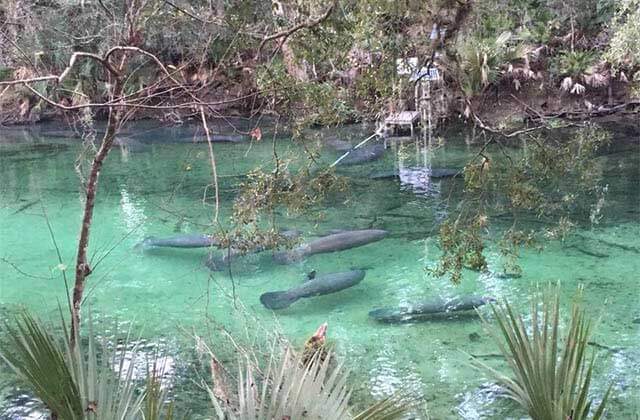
[0,119,639,418]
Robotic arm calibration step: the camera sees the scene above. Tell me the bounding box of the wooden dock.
[384,111,420,137]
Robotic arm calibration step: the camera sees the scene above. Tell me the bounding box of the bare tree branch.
[0,75,59,86]
[164,0,205,23]
[97,0,116,21]
[21,82,260,110]
[70,75,124,348]
[473,114,546,138]
[200,105,220,223]
[257,1,337,55]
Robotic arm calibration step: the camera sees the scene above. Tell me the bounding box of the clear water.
[0,120,639,419]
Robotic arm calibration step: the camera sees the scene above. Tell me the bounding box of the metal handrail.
[329,131,381,167]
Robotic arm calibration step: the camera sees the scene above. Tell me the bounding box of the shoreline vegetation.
[1,1,639,129]
[1,0,638,418]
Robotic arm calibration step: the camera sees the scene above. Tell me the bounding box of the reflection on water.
[369,344,406,397]
[119,186,148,233]
[0,121,639,418]
[114,339,177,386]
[456,383,504,419]
[399,166,442,197]
[0,393,46,420]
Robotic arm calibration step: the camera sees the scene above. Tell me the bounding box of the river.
[0,119,638,418]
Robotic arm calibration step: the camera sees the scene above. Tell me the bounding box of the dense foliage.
[428,124,611,283]
[1,0,638,124]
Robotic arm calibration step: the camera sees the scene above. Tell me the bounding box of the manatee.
[260,269,366,309]
[133,128,248,144]
[272,229,388,264]
[137,233,220,249]
[493,271,523,279]
[324,137,353,151]
[369,295,495,323]
[40,129,80,139]
[336,143,386,166]
[369,168,461,180]
[173,132,247,143]
[199,134,248,143]
[205,229,303,271]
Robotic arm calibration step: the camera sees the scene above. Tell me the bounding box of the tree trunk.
[69,78,123,348]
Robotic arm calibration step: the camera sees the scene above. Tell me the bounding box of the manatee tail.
[260,291,298,309]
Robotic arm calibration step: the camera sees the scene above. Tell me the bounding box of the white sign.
[396,57,418,75]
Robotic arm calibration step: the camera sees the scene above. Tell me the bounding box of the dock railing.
[329,129,383,167]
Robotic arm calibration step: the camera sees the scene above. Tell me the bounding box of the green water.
[1,120,639,419]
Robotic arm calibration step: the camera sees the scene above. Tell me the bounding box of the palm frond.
[1,312,84,419]
[238,347,351,419]
[475,284,611,420]
[353,392,419,420]
[143,359,178,420]
[206,339,419,420]
[0,310,148,420]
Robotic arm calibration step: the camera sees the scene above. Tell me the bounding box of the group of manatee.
[137,133,493,323]
[138,229,493,323]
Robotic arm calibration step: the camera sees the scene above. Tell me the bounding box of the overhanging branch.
[257,1,337,55]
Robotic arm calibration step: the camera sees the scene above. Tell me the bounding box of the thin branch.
[257,1,337,55]
[164,0,205,22]
[104,46,185,90]
[90,222,144,272]
[97,0,116,21]
[69,75,125,349]
[0,257,50,280]
[0,32,36,68]
[58,51,120,81]
[22,83,258,110]
[40,201,73,319]
[200,106,220,223]
[3,52,310,114]
[0,75,59,86]
[509,93,546,121]
[472,113,545,138]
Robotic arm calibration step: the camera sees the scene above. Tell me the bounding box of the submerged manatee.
[337,143,386,166]
[369,295,495,323]
[260,269,366,309]
[134,129,248,144]
[205,229,303,271]
[137,233,220,250]
[324,137,353,151]
[196,134,248,143]
[369,168,461,180]
[430,168,461,178]
[272,229,388,264]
